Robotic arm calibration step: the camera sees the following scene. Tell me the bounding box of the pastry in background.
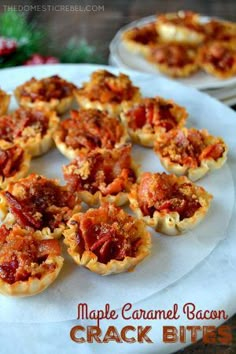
[122,22,160,55]
[156,11,206,45]
[197,41,236,79]
[147,43,199,77]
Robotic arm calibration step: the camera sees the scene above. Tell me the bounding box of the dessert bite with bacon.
[14,75,76,114]
[0,140,31,189]
[63,203,151,275]
[205,19,236,48]
[54,108,128,159]
[0,174,80,239]
[154,128,228,181]
[63,144,138,206]
[197,41,236,78]
[129,172,212,235]
[74,70,141,115]
[0,89,10,116]
[121,97,187,147]
[5,107,59,157]
[156,11,206,45]
[0,224,63,297]
[147,43,199,77]
[122,22,160,55]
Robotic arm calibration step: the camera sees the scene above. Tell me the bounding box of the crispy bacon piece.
[75,204,141,264]
[4,175,76,231]
[18,75,76,102]
[78,70,139,103]
[0,145,24,178]
[60,109,125,150]
[64,145,136,196]
[126,98,178,132]
[0,225,60,284]
[137,172,201,220]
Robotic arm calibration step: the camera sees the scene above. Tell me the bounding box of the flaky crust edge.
[74,89,141,116]
[0,141,31,189]
[0,255,64,297]
[155,135,228,181]
[15,110,60,157]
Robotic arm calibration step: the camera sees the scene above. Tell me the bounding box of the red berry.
[24,54,59,65]
[0,37,17,56]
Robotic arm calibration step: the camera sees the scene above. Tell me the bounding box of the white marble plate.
[0,64,235,323]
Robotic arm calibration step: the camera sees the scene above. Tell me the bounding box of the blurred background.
[0,0,236,63]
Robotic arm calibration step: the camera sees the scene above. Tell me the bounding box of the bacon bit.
[0,225,9,244]
[127,98,177,132]
[37,239,61,257]
[200,143,224,160]
[4,191,42,229]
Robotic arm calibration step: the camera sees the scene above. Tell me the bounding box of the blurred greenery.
[0,11,104,67]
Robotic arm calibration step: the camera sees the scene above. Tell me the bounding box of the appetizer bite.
[0,108,59,157]
[0,174,80,239]
[205,19,236,48]
[0,89,10,116]
[14,75,76,114]
[74,70,141,115]
[129,172,212,235]
[0,224,63,297]
[122,22,160,55]
[156,11,205,45]
[63,144,138,206]
[0,140,31,189]
[197,41,236,79]
[63,203,151,275]
[13,107,59,157]
[147,43,199,77]
[154,128,228,181]
[54,108,128,159]
[121,97,187,147]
